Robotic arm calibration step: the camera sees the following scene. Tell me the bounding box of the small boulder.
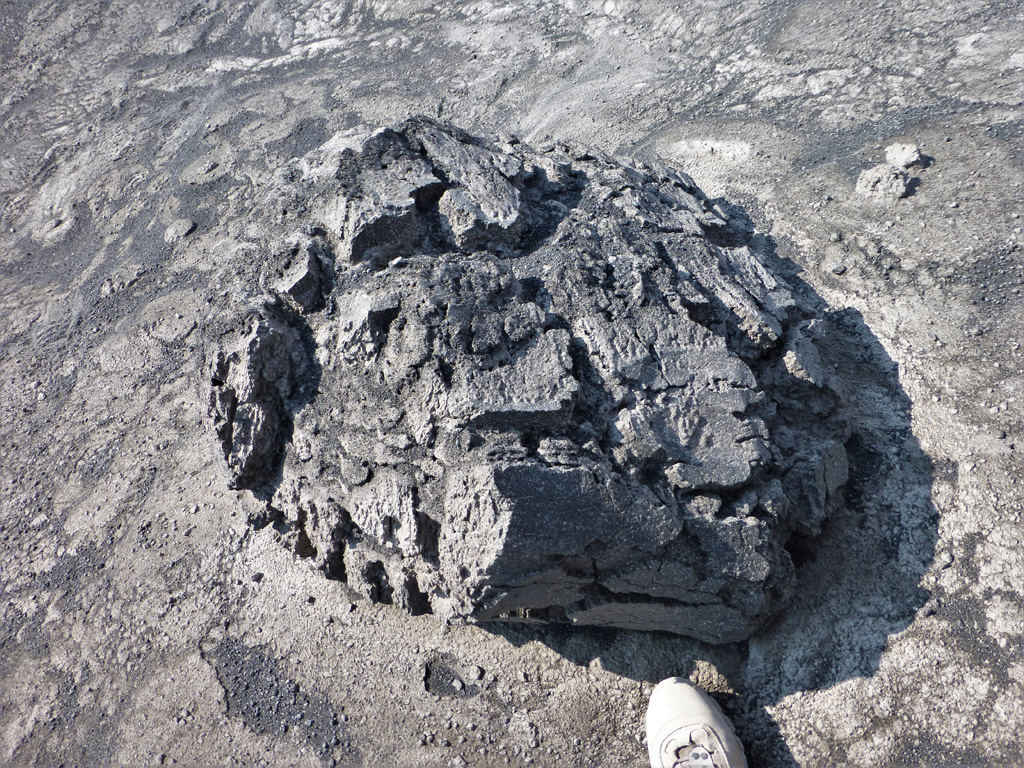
[885,143,923,169]
[855,163,909,200]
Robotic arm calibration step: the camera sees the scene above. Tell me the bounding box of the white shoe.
[646,678,748,768]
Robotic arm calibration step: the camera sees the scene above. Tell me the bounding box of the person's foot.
[645,677,747,768]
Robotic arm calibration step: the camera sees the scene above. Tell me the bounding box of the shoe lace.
[660,724,728,768]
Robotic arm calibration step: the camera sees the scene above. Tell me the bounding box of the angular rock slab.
[202,117,850,643]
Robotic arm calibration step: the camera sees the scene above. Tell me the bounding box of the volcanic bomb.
[202,117,849,643]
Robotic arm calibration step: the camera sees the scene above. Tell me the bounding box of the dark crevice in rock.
[362,560,394,605]
[294,526,317,560]
[406,573,433,617]
[323,545,347,583]
[415,511,441,565]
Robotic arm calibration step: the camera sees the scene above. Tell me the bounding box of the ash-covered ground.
[1,2,1022,767]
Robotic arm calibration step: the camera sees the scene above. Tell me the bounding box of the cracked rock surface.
[204,118,849,643]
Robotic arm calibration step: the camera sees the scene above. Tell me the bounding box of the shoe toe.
[645,678,747,768]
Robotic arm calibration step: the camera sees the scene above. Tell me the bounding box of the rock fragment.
[201,117,850,643]
[164,218,197,244]
[266,234,333,313]
[885,143,923,169]
[206,304,315,489]
[856,163,910,200]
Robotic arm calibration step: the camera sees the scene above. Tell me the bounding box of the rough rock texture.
[855,163,910,200]
[884,143,923,169]
[203,118,849,644]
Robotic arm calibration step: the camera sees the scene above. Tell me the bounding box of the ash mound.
[202,117,849,644]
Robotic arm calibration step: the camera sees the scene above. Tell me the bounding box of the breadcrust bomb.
[204,118,850,643]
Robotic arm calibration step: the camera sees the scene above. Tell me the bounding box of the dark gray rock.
[202,117,849,643]
[266,234,331,314]
[206,303,316,490]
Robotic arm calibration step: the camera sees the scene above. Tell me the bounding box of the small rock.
[164,218,197,244]
[271,236,329,313]
[884,143,923,168]
[855,164,909,200]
